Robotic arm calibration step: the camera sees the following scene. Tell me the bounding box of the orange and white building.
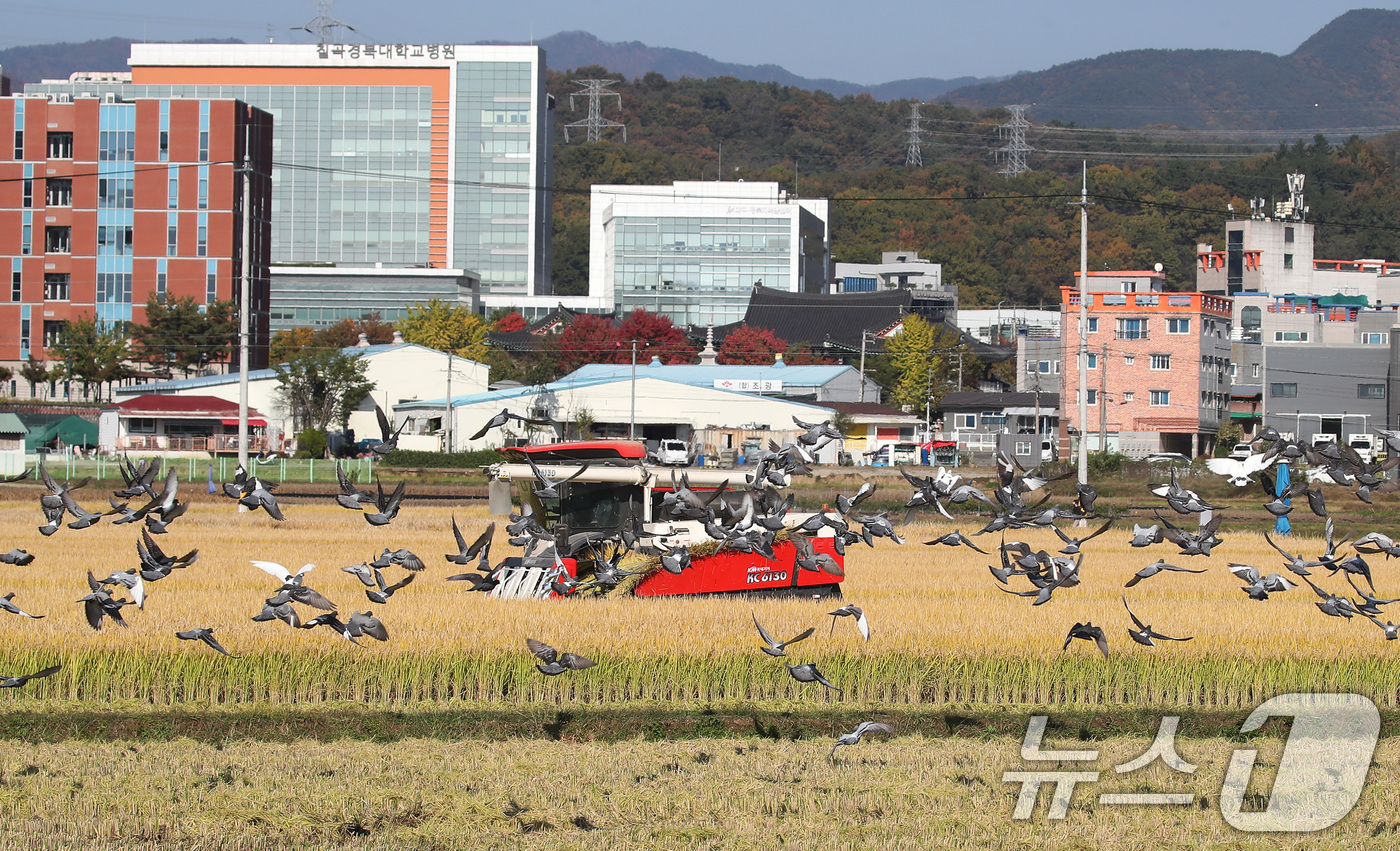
[29,43,580,315]
[1060,271,1232,458]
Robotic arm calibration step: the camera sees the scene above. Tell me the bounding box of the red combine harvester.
[485,440,844,599]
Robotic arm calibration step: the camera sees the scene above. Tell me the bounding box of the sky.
[1,0,1393,85]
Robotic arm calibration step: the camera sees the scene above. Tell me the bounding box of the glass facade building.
[28,44,551,300]
[592,182,829,327]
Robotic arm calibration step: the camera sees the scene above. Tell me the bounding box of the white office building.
[590,181,830,326]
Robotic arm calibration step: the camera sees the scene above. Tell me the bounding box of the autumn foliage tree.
[619,309,696,364]
[552,313,625,372]
[716,325,786,364]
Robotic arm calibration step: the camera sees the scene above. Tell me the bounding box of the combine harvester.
[484,440,844,599]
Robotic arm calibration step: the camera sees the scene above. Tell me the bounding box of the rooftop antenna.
[905,101,926,166]
[996,104,1033,176]
[563,79,627,143]
[293,0,356,46]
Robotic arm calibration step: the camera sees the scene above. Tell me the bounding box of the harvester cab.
[485,440,844,599]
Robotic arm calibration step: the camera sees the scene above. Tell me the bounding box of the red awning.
[221,418,267,427]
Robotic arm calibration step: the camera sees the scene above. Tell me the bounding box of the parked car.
[1144,452,1192,468]
[1227,443,1254,461]
[653,439,691,466]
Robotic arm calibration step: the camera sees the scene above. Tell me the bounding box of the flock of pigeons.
[5,412,1397,760]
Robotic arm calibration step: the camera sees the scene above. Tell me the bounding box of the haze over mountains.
[2,9,1399,133]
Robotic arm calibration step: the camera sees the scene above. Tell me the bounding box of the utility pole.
[956,351,964,391]
[905,101,925,167]
[237,153,251,477]
[1099,342,1108,453]
[996,104,1033,176]
[858,331,868,403]
[563,79,626,143]
[1070,162,1092,485]
[629,339,638,439]
[444,350,453,453]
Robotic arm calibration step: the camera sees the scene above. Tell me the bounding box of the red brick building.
[1060,273,1233,458]
[0,94,272,372]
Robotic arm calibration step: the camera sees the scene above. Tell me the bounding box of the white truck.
[1347,433,1376,464]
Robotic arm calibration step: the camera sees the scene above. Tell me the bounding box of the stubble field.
[0,488,1397,847]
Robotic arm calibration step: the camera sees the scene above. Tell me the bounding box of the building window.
[1166,318,1190,334]
[159,130,169,162]
[1014,441,1032,456]
[1086,389,1098,405]
[20,318,30,352]
[1251,363,1261,378]
[1359,384,1385,399]
[44,227,70,254]
[199,132,209,162]
[1117,318,1147,340]
[43,273,69,301]
[981,411,1006,427]
[1363,332,1389,345]
[1038,360,1051,374]
[1124,354,1135,365]
[954,413,976,430]
[45,179,72,207]
[21,216,31,256]
[1274,330,1309,342]
[45,132,72,159]
[22,178,32,208]
[157,259,167,299]
[1085,352,1098,370]
[198,165,209,210]
[129,417,156,434]
[168,224,178,255]
[1283,254,1293,270]
[206,271,217,303]
[1123,391,1134,403]
[169,171,179,209]
[10,270,20,302]
[1086,317,1098,333]
[1229,364,1237,377]
[1150,354,1171,370]
[98,178,132,209]
[1271,383,1298,398]
[41,320,65,348]
[1285,226,1294,243]
[12,130,21,159]
[1150,390,1170,406]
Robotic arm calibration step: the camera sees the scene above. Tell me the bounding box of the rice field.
[0,493,1395,709]
[6,726,1400,850]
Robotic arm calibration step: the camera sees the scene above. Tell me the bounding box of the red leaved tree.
[619,309,697,365]
[554,313,625,371]
[492,311,527,333]
[716,325,786,364]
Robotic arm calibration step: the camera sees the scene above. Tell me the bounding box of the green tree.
[397,299,491,362]
[48,315,131,401]
[882,315,937,410]
[20,356,50,398]
[129,295,238,377]
[273,348,374,435]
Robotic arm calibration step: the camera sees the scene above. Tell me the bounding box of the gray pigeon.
[175,627,237,657]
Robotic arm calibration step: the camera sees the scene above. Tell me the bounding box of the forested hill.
[947,9,1400,132]
[546,68,1400,307]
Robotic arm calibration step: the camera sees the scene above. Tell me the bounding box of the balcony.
[118,434,270,453]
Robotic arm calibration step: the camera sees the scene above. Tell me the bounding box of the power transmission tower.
[292,0,355,45]
[564,79,627,143]
[996,104,1033,176]
[905,101,926,166]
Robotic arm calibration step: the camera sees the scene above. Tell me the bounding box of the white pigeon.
[1204,453,1273,487]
